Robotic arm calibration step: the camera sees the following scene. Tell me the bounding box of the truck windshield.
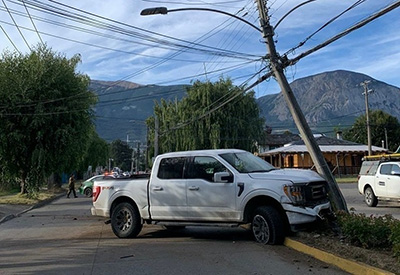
[219,152,276,173]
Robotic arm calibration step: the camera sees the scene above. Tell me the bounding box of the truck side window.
[157,157,186,179]
[380,164,392,175]
[187,156,230,182]
[392,165,400,174]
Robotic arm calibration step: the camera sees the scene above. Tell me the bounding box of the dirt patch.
[292,231,400,274]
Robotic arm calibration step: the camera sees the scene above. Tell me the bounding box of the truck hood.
[248,169,324,183]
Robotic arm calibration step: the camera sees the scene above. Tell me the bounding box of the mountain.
[256,70,400,134]
[90,80,187,142]
[90,70,400,143]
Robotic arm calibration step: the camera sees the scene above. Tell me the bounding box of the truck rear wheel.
[251,206,284,245]
[111,202,143,238]
[364,187,378,207]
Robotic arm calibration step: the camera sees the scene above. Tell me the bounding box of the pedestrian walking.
[67,174,78,198]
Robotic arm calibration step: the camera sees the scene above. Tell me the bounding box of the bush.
[336,210,400,260]
[391,222,400,260]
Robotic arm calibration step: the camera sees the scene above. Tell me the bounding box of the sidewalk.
[0,192,65,224]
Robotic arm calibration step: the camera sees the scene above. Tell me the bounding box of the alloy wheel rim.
[252,214,270,244]
[116,209,132,232]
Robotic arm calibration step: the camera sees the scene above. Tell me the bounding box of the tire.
[364,187,378,207]
[84,187,92,197]
[111,202,143,238]
[251,206,285,245]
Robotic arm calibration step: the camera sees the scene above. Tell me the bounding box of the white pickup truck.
[358,159,400,207]
[91,149,331,244]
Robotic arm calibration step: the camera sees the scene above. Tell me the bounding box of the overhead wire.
[283,0,367,57]
[21,0,43,44]
[2,0,31,51]
[0,0,262,110]
[287,0,400,66]
[0,23,21,53]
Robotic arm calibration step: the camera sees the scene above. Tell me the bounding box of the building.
[258,134,388,176]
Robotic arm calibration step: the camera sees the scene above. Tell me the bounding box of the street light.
[140,7,262,33]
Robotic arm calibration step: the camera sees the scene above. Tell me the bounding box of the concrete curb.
[0,192,65,225]
[284,238,395,275]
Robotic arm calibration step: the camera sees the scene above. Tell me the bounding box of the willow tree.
[146,78,265,157]
[0,45,97,194]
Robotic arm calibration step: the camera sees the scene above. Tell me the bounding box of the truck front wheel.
[251,206,284,245]
[364,187,378,207]
[111,202,143,238]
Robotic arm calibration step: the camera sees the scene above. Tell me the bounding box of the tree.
[79,129,110,174]
[0,45,97,194]
[110,140,133,172]
[146,78,265,158]
[343,110,400,152]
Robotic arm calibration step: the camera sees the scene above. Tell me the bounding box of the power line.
[0,23,21,53]
[21,0,43,44]
[283,0,367,57]
[2,0,31,51]
[287,0,400,67]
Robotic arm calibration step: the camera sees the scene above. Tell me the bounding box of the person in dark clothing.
[67,174,78,198]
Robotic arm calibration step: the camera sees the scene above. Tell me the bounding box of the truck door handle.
[153,186,164,191]
[378,181,385,186]
[188,186,199,191]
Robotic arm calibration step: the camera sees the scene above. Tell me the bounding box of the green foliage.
[146,78,265,156]
[336,211,400,260]
[79,130,110,172]
[343,110,400,151]
[110,140,132,172]
[391,223,400,260]
[0,44,97,193]
[336,211,394,248]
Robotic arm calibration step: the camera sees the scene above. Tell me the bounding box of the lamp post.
[140,4,347,211]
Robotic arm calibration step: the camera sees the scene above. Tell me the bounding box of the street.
[0,196,348,275]
[1,182,399,275]
[339,182,400,219]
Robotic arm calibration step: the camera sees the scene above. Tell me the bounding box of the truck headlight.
[284,185,305,205]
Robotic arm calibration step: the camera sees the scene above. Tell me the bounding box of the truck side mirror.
[214,172,233,183]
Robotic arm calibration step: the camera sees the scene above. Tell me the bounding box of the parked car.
[358,153,400,207]
[79,175,104,197]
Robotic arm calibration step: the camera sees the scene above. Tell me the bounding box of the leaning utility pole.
[255,0,347,211]
[361,80,373,156]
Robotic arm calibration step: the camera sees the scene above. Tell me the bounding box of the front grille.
[304,181,328,205]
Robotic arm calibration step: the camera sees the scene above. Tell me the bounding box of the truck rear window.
[359,160,380,175]
[157,157,186,179]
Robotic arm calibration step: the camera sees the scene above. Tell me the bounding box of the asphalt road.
[0,196,348,275]
[339,182,400,219]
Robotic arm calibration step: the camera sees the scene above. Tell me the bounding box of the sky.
[1,0,399,98]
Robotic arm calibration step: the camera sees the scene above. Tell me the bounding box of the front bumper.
[284,201,331,225]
